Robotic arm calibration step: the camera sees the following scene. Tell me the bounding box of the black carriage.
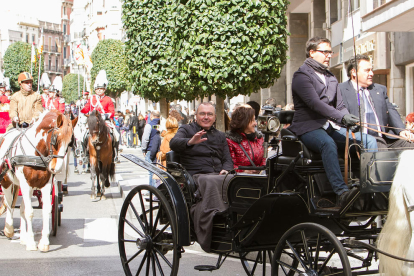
[118,109,401,276]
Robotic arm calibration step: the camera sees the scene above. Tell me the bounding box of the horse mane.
[35,110,71,139]
[378,150,414,275]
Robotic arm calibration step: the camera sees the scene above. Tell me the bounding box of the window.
[63,7,66,15]
[32,34,35,43]
[63,24,66,34]
[56,57,59,69]
[348,0,360,13]
[97,11,102,15]
[26,34,29,43]
[373,0,387,9]
[63,46,66,59]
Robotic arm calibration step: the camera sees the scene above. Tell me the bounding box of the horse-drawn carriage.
[118,109,404,275]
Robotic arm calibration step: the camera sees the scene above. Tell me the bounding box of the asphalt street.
[0,147,253,276]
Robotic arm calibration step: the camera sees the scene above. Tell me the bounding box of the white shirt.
[351,81,382,137]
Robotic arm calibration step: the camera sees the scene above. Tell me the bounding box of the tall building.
[62,0,74,76]
[39,20,63,83]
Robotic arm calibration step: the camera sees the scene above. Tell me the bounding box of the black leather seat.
[275,110,323,166]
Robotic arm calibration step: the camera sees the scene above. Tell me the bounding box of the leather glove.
[350,125,360,133]
[342,114,359,126]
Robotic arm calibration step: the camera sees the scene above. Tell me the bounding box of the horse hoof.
[101,195,106,200]
[38,243,50,252]
[97,192,101,197]
[4,225,14,238]
[26,243,37,251]
[90,194,96,200]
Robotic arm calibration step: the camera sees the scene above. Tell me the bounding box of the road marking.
[84,218,117,243]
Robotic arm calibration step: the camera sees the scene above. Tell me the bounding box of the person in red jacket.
[80,70,119,162]
[45,87,65,113]
[0,82,10,104]
[226,105,266,174]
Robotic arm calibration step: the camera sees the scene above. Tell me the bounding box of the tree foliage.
[122,0,289,101]
[62,73,84,104]
[3,41,44,92]
[90,39,130,96]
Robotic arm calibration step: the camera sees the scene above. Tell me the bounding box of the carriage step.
[194,265,218,271]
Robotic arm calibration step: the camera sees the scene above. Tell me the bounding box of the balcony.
[63,57,72,67]
[45,65,63,74]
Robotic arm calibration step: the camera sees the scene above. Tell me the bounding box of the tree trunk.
[159,98,169,119]
[215,96,225,132]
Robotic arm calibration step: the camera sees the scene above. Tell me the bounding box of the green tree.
[90,39,130,96]
[62,73,84,104]
[122,0,289,102]
[3,41,44,92]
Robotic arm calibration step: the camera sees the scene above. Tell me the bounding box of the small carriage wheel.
[272,223,351,276]
[50,185,59,237]
[0,184,19,216]
[118,185,179,276]
[239,249,275,276]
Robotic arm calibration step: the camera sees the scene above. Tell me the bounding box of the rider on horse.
[45,77,65,113]
[80,70,120,163]
[8,72,43,130]
[39,73,51,108]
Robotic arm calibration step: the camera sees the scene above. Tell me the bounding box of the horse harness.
[0,124,68,179]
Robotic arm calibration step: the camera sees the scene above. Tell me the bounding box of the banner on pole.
[31,43,36,63]
[74,44,85,65]
[37,30,44,56]
[83,46,93,72]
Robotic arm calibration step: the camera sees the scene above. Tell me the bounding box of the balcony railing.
[64,35,70,43]
[64,57,71,67]
[44,65,63,74]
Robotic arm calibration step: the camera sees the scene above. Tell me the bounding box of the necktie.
[360,88,377,137]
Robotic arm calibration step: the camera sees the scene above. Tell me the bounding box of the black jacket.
[170,122,233,175]
[339,80,404,140]
[288,63,349,136]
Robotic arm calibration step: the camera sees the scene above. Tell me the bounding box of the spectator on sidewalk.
[129,111,139,147]
[138,113,146,147]
[141,110,161,186]
[157,117,179,167]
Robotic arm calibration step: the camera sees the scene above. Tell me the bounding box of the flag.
[74,44,84,65]
[37,29,44,55]
[31,43,36,63]
[83,46,93,72]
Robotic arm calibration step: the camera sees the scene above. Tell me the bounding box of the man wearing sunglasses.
[288,37,377,209]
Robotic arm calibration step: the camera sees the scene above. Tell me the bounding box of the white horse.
[73,112,89,171]
[0,110,75,252]
[378,149,414,275]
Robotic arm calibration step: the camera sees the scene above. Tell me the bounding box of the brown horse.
[87,110,115,200]
[0,110,76,251]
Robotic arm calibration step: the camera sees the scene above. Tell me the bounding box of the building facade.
[39,21,63,83]
[62,0,74,76]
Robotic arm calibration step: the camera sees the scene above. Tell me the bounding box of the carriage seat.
[275,110,322,165]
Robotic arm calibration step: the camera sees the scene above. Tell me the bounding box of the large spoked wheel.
[272,223,351,276]
[118,185,179,276]
[50,184,58,237]
[240,249,274,276]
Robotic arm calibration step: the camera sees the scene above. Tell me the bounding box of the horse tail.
[109,160,115,182]
[378,150,414,275]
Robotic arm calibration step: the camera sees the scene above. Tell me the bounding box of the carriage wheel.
[50,185,58,237]
[118,185,179,276]
[0,184,19,216]
[272,223,351,276]
[240,249,275,276]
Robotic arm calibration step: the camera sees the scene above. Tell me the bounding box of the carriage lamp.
[257,115,280,134]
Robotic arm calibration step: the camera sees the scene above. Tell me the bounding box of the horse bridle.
[19,125,68,174]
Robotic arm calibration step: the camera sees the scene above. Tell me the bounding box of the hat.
[50,76,63,93]
[18,72,34,84]
[40,73,51,90]
[94,70,108,89]
[83,90,90,95]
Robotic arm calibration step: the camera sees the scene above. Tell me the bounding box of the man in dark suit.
[340,54,413,149]
[289,37,377,208]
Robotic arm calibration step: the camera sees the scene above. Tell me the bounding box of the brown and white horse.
[87,110,115,200]
[0,110,75,252]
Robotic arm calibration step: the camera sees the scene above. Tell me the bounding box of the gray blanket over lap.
[190,173,234,252]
